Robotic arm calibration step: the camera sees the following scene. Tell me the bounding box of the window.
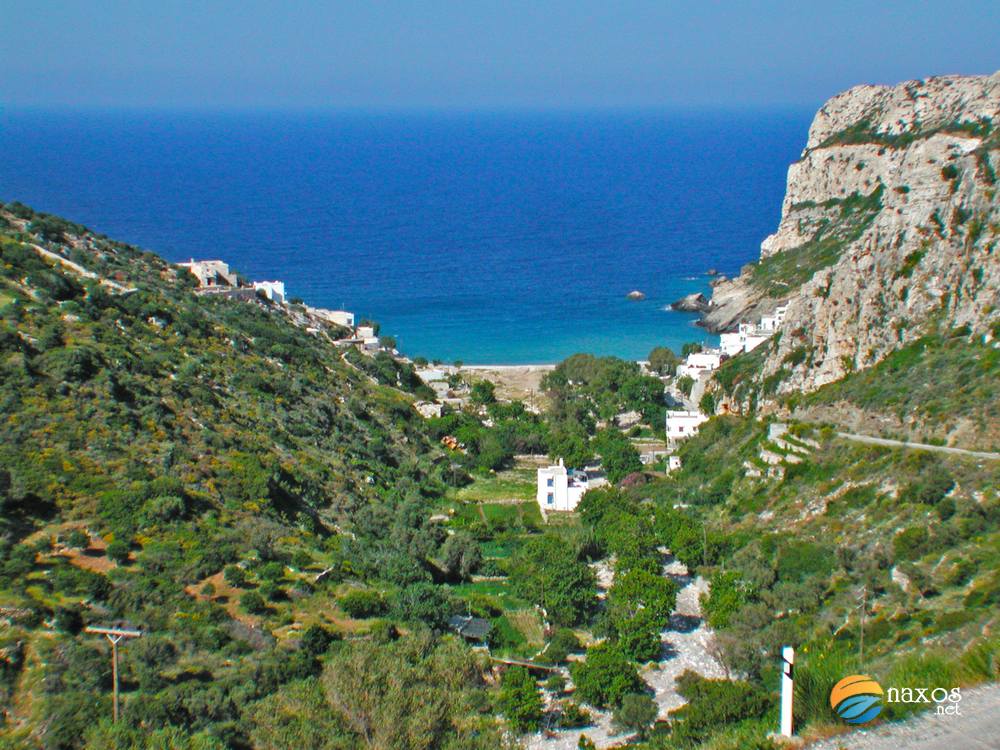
[546,493,554,505]
[547,478,554,487]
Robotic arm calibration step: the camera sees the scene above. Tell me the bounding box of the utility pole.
[85,625,142,722]
[856,584,867,666]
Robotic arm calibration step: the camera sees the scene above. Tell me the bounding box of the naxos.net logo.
[830,675,885,724]
[830,674,963,725]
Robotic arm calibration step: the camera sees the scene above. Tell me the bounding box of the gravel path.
[835,432,1000,461]
[526,557,724,750]
[641,562,727,715]
[805,683,1000,750]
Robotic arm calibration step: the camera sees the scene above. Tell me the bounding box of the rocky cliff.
[705,72,1000,402]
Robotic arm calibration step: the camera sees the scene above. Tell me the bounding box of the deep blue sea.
[0,109,810,363]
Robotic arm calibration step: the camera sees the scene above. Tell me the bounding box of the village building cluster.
[719,304,788,356]
[177,258,382,350]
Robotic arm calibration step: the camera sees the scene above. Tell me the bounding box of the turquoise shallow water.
[0,108,810,362]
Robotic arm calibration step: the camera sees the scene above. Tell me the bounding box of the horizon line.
[0,101,820,117]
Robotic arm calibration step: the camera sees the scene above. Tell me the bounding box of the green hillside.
[1,202,997,750]
[0,203,506,749]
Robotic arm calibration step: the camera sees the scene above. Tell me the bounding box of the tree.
[470,380,497,406]
[570,644,645,708]
[592,430,642,484]
[322,633,502,749]
[379,335,397,350]
[698,391,716,415]
[612,693,657,738]
[439,532,481,580]
[676,375,695,397]
[509,534,595,626]
[701,571,752,629]
[247,678,350,750]
[498,666,542,732]
[614,609,663,662]
[391,582,455,629]
[608,568,678,630]
[681,342,703,357]
[547,429,593,469]
[648,347,679,375]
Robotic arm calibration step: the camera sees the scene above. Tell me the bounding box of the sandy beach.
[448,364,556,404]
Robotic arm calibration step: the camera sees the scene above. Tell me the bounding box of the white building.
[666,410,710,441]
[177,259,238,288]
[356,325,376,340]
[253,280,286,304]
[308,307,355,328]
[760,304,789,333]
[719,305,789,356]
[720,322,772,356]
[537,460,590,512]
[414,401,443,418]
[416,368,447,383]
[676,349,725,379]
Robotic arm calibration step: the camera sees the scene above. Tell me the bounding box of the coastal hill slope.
[0,203,508,747]
[704,72,1000,446]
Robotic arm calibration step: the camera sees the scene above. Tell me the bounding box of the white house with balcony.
[666,410,710,442]
[253,280,286,304]
[537,459,590,512]
[676,349,725,379]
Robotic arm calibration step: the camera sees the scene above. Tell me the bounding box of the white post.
[780,645,795,737]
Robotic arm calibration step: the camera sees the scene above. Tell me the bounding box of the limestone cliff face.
[706,72,1000,402]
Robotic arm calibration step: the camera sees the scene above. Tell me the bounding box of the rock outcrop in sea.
[669,292,710,312]
[702,71,1000,398]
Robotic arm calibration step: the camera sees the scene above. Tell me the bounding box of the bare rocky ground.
[526,558,725,750]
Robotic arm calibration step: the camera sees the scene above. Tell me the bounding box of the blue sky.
[2,1,997,110]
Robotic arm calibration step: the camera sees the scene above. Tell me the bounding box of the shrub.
[339,589,388,619]
[105,539,130,565]
[903,473,954,506]
[223,565,247,588]
[556,701,592,728]
[544,628,583,663]
[300,625,338,658]
[670,671,769,743]
[259,561,286,582]
[65,529,89,550]
[545,674,567,694]
[258,580,281,601]
[702,571,753,629]
[612,693,658,739]
[498,666,542,732]
[241,591,268,615]
[893,526,930,561]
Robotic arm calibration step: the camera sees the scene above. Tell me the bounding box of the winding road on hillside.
[835,432,1000,460]
[805,683,1000,750]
